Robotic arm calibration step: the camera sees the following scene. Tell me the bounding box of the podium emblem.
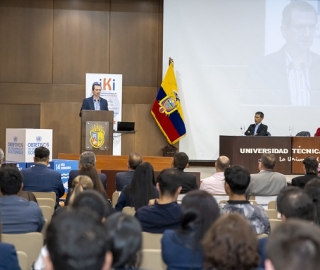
[89,124,105,149]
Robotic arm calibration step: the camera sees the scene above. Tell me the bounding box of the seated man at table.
[246,154,287,197]
[68,151,107,190]
[135,168,182,233]
[22,147,64,208]
[292,156,320,188]
[0,167,45,233]
[116,152,142,191]
[244,111,268,136]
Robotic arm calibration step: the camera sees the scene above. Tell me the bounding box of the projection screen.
[163,0,320,161]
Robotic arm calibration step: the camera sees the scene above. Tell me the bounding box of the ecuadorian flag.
[151,63,186,144]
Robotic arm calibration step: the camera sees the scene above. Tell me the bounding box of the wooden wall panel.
[0,0,53,83]
[0,105,40,153]
[0,0,165,157]
[53,0,111,84]
[0,84,84,104]
[110,0,162,86]
[40,102,81,158]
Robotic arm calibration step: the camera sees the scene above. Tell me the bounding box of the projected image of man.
[248,1,320,106]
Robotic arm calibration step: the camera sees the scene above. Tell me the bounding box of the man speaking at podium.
[79,82,109,117]
[245,111,268,136]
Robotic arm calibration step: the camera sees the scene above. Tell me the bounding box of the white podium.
[6,129,53,162]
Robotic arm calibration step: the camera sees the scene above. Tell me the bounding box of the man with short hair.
[45,209,112,270]
[0,167,45,233]
[116,152,142,191]
[200,156,230,194]
[292,156,320,188]
[276,187,316,222]
[79,82,109,117]
[244,111,268,136]
[173,152,198,194]
[246,154,287,197]
[68,151,107,189]
[22,147,64,208]
[135,168,182,233]
[0,148,4,167]
[221,165,270,234]
[265,219,320,270]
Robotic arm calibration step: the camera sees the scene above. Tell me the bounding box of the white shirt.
[200,172,226,194]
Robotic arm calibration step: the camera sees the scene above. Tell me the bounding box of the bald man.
[200,156,230,194]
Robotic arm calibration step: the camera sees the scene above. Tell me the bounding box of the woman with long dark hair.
[115,162,158,211]
[161,190,220,270]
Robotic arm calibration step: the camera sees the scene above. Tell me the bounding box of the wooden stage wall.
[0,0,171,158]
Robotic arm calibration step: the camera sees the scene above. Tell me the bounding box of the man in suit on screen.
[79,82,109,117]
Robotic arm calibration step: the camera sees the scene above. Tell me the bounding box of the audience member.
[0,217,20,270]
[45,209,112,270]
[200,156,230,194]
[244,111,268,136]
[246,154,287,197]
[1,163,37,202]
[0,148,4,167]
[68,151,107,190]
[115,162,158,211]
[173,152,198,193]
[161,190,220,270]
[265,219,320,270]
[65,175,94,206]
[305,178,320,226]
[77,164,107,200]
[292,156,320,188]
[116,152,142,191]
[277,187,316,222]
[135,168,182,233]
[34,190,114,270]
[221,165,270,234]
[72,190,114,220]
[202,213,260,270]
[0,167,45,233]
[21,147,64,208]
[105,212,142,270]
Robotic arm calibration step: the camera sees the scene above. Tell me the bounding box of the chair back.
[268,200,277,210]
[122,206,136,216]
[265,209,280,219]
[212,195,229,204]
[253,196,278,209]
[269,219,282,233]
[32,191,56,204]
[177,194,185,204]
[112,191,121,207]
[1,232,44,270]
[142,232,162,249]
[140,249,166,270]
[17,251,28,270]
[37,198,55,215]
[296,131,311,137]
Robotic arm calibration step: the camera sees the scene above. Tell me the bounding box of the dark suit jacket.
[116,171,135,191]
[291,173,320,189]
[176,169,198,194]
[247,47,320,105]
[245,123,268,136]
[79,96,108,117]
[21,164,65,206]
[0,243,20,270]
[68,170,107,190]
